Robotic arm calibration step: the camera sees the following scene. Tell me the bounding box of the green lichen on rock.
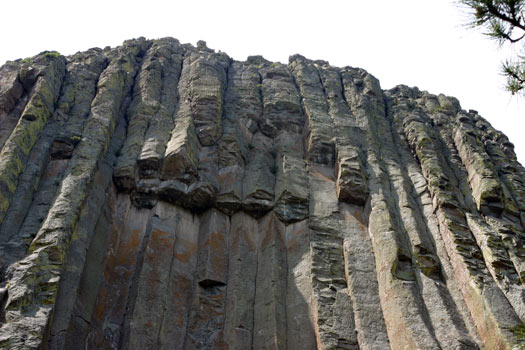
[511,324,525,349]
[0,39,148,350]
[0,52,65,225]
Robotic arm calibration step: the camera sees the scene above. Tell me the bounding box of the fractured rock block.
[162,111,200,182]
[274,152,309,223]
[0,61,23,117]
[187,51,229,146]
[336,147,368,206]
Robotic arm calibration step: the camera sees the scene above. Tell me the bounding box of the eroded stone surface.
[0,37,524,350]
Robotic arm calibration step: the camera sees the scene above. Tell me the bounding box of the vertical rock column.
[49,49,131,349]
[290,56,359,350]
[155,203,200,350]
[479,114,525,225]
[159,44,229,210]
[120,203,200,350]
[216,59,258,214]
[386,88,481,349]
[0,48,108,349]
[135,40,185,205]
[184,209,230,349]
[284,219,317,350]
[223,212,258,349]
[123,210,179,349]
[396,88,523,349]
[453,111,505,215]
[0,53,65,225]
[272,58,309,223]
[1,39,146,350]
[342,68,444,350]
[241,60,283,215]
[0,61,25,150]
[158,50,201,204]
[252,212,287,349]
[0,60,23,119]
[0,52,68,349]
[0,49,107,267]
[474,113,525,281]
[84,201,151,350]
[318,63,390,350]
[184,44,229,209]
[453,111,525,288]
[114,38,184,193]
[245,60,302,349]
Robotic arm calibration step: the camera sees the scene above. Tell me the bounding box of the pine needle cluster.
[460,0,525,94]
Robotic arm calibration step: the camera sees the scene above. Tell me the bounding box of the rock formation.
[0,37,524,349]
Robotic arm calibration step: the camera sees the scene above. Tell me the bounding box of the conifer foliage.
[460,0,525,94]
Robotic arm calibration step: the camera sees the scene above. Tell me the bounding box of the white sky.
[1,0,524,163]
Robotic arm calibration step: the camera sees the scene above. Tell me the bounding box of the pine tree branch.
[485,1,525,32]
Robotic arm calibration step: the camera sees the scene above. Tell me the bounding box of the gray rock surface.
[0,37,524,349]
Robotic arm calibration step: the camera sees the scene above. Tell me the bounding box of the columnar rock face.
[0,37,524,349]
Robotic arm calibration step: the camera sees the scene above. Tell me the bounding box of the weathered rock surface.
[0,37,524,349]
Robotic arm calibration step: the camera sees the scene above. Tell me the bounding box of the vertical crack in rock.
[0,38,147,349]
[0,48,108,272]
[253,212,288,349]
[285,219,317,349]
[241,59,293,217]
[1,37,525,350]
[157,43,229,211]
[184,43,229,210]
[88,202,154,349]
[114,38,184,193]
[134,41,185,202]
[0,60,24,123]
[122,206,181,349]
[118,207,158,350]
[0,60,27,152]
[291,56,359,350]
[0,53,66,226]
[223,212,258,349]
[453,111,525,294]
[49,74,129,349]
[216,59,256,214]
[320,62,390,350]
[157,207,200,350]
[388,85,523,348]
[342,68,443,350]
[184,209,230,349]
[386,89,481,349]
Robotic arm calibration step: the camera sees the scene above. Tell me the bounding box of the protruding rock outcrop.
[0,37,524,349]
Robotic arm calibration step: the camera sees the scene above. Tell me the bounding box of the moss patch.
[511,324,525,349]
[42,51,61,58]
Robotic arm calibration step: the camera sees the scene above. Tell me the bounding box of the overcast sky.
[2,0,524,163]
